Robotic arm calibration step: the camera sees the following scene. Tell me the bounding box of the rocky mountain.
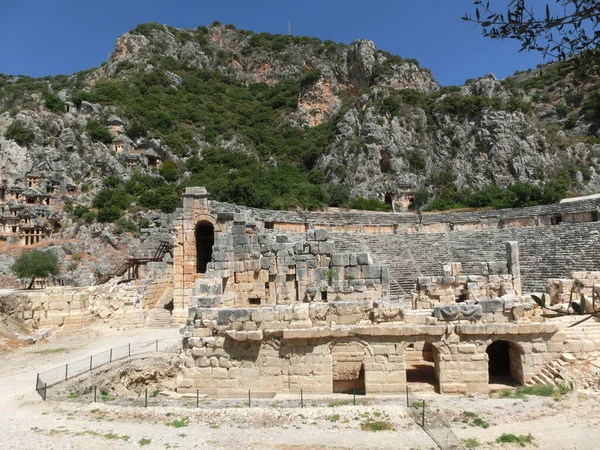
[1,21,600,215]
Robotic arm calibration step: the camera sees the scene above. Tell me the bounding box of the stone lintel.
[280,324,447,341]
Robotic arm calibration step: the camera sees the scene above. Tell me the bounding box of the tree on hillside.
[11,249,60,289]
[4,120,35,146]
[464,1,600,67]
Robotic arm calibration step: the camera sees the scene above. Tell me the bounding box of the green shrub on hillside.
[4,120,35,146]
[406,149,426,174]
[86,120,113,144]
[97,206,122,223]
[43,91,65,114]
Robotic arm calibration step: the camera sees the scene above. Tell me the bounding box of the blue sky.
[0,0,549,86]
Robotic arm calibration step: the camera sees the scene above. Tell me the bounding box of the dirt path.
[0,325,599,449]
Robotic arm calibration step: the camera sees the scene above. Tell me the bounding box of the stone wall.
[547,270,600,312]
[178,298,562,396]
[0,272,174,330]
[412,257,520,309]
[173,188,389,319]
[190,227,389,310]
[209,197,600,233]
[2,288,93,329]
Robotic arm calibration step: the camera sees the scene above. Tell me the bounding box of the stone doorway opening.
[195,222,214,274]
[486,340,523,385]
[406,342,437,391]
[332,342,366,395]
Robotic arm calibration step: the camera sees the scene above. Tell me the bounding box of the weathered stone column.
[506,241,522,295]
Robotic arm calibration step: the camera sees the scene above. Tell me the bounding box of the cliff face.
[0,22,598,207]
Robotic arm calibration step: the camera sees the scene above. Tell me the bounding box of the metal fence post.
[145,388,148,407]
[43,383,47,401]
[196,389,199,408]
[353,388,356,406]
[65,364,68,381]
[109,348,113,363]
[89,355,93,371]
[94,386,97,403]
[36,373,39,392]
[128,343,131,357]
[248,390,251,408]
[155,339,158,352]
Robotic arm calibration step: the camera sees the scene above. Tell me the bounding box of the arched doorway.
[486,340,523,385]
[195,222,214,274]
[331,342,366,394]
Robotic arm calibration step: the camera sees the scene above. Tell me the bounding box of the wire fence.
[406,388,465,450]
[35,339,178,400]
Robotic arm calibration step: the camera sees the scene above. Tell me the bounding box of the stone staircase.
[562,317,600,343]
[334,222,600,300]
[145,287,177,328]
[526,353,575,387]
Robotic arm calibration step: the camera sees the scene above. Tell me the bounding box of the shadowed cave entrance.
[487,340,521,385]
[195,222,214,274]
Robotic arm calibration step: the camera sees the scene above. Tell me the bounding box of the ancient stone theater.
[173,187,600,396]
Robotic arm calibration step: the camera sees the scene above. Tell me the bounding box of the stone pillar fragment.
[506,241,522,295]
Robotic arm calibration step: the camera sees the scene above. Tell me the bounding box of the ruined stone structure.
[173,188,600,396]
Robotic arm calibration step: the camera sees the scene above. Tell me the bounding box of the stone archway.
[195,221,214,274]
[486,340,524,385]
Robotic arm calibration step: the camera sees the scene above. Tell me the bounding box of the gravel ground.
[1,325,600,449]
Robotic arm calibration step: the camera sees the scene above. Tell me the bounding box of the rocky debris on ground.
[52,353,180,398]
[15,328,51,344]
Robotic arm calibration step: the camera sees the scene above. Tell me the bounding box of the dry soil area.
[1,324,599,449]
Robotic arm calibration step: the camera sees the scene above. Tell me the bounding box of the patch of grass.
[519,385,555,397]
[496,433,534,447]
[67,392,79,399]
[139,437,152,446]
[330,414,341,422]
[498,388,514,398]
[103,432,129,441]
[328,400,352,407]
[497,383,570,400]
[360,419,395,432]
[99,389,116,402]
[463,438,481,449]
[457,411,489,428]
[150,389,160,398]
[165,418,188,428]
[472,417,489,429]
[209,424,219,429]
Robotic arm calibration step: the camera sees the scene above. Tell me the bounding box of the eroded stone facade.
[173,187,597,396]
